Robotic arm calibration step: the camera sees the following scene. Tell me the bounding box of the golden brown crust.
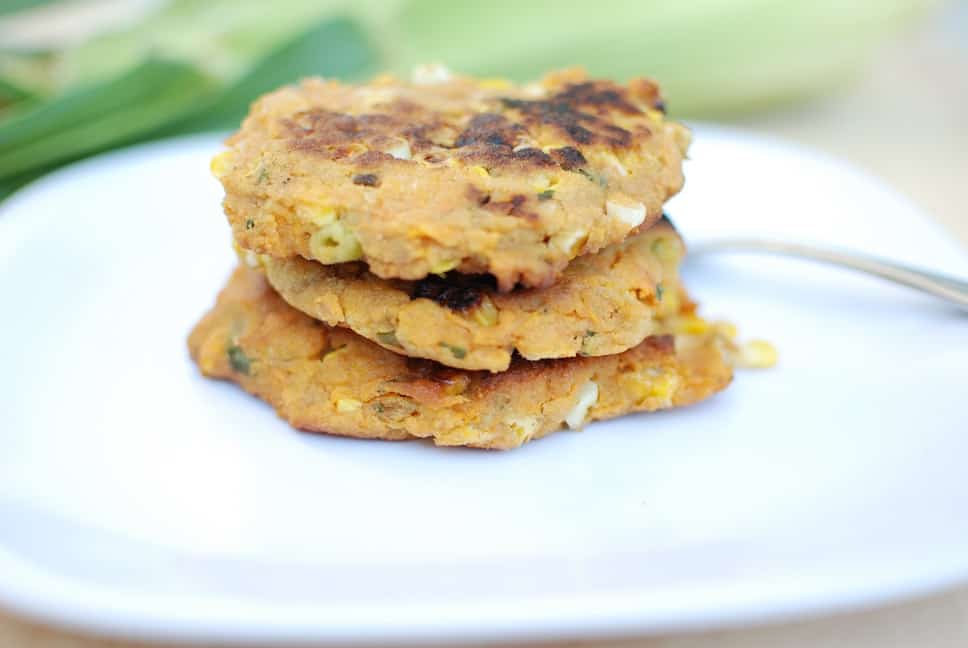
[213,68,690,291]
[259,219,687,371]
[187,267,732,449]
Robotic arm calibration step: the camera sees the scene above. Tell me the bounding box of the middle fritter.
[255,217,684,372]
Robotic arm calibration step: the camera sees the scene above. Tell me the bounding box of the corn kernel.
[320,344,348,363]
[668,315,710,335]
[508,416,539,443]
[385,139,411,160]
[550,229,588,255]
[440,373,471,396]
[412,64,452,85]
[522,83,545,98]
[733,339,778,369]
[603,152,629,176]
[650,237,679,263]
[232,241,267,268]
[470,165,489,178]
[298,205,337,227]
[242,250,261,268]
[531,173,552,191]
[479,77,512,90]
[649,373,680,401]
[713,321,738,340]
[565,381,599,429]
[310,221,363,264]
[657,286,681,316]
[336,398,362,413]
[606,200,646,228]
[209,151,232,177]
[620,372,680,406]
[430,258,460,274]
[470,295,499,326]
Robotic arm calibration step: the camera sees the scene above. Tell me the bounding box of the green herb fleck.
[576,169,607,188]
[255,166,269,184]
[537,189,555,201]
[655,283,665,302]
[227,344,251,375]
[245,219,255,230]
[584,330,597,338]
[373,402,386,414]
[441,343,467,359]
[377,330,401,347]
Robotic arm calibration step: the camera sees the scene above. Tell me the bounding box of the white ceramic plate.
[1,127,966,646]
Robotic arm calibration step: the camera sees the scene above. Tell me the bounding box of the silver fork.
[689,238,968,312]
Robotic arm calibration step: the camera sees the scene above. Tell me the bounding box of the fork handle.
[692,239,968,312]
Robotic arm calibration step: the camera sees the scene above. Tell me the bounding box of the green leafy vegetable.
[0,12,376,192]
[167,17,376,133]
[0,59,212,179]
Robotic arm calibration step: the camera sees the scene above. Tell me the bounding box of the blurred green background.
[0,0,945,199]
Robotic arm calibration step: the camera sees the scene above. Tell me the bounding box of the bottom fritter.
[188,267,733,449]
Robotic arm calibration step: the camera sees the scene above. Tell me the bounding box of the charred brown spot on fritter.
[647,335,675,354]
[353,150,394,167]
[484,194,536,219]
[282,79,658,179]
[398,358,479,397]
[285,109,418,159]
[465,185,490,206]
[549,146,587,170]
[453,115,557,169]
[455,113,524,147]
[555,81,642,114]
[381,358,478,403]
[500,81,643,148]
[411,273,497,311]
[510,147,555,165]
[332,262,368,279]
[458,144,558,169]
[404,357,474,382]
[352,173,380,187]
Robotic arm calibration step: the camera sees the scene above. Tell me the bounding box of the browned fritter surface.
[259,217,687,371]
[213,67,690,291]
[188,267,733,449]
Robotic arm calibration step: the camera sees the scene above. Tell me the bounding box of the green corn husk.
[389,0,942,117]
[0,2,378,186]
[0,59,213,177]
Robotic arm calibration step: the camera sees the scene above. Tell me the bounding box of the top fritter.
[212,66,690,291]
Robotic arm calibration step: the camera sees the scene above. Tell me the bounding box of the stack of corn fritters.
[189,67,737,449]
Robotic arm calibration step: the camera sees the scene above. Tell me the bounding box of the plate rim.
[1,126,966,644]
